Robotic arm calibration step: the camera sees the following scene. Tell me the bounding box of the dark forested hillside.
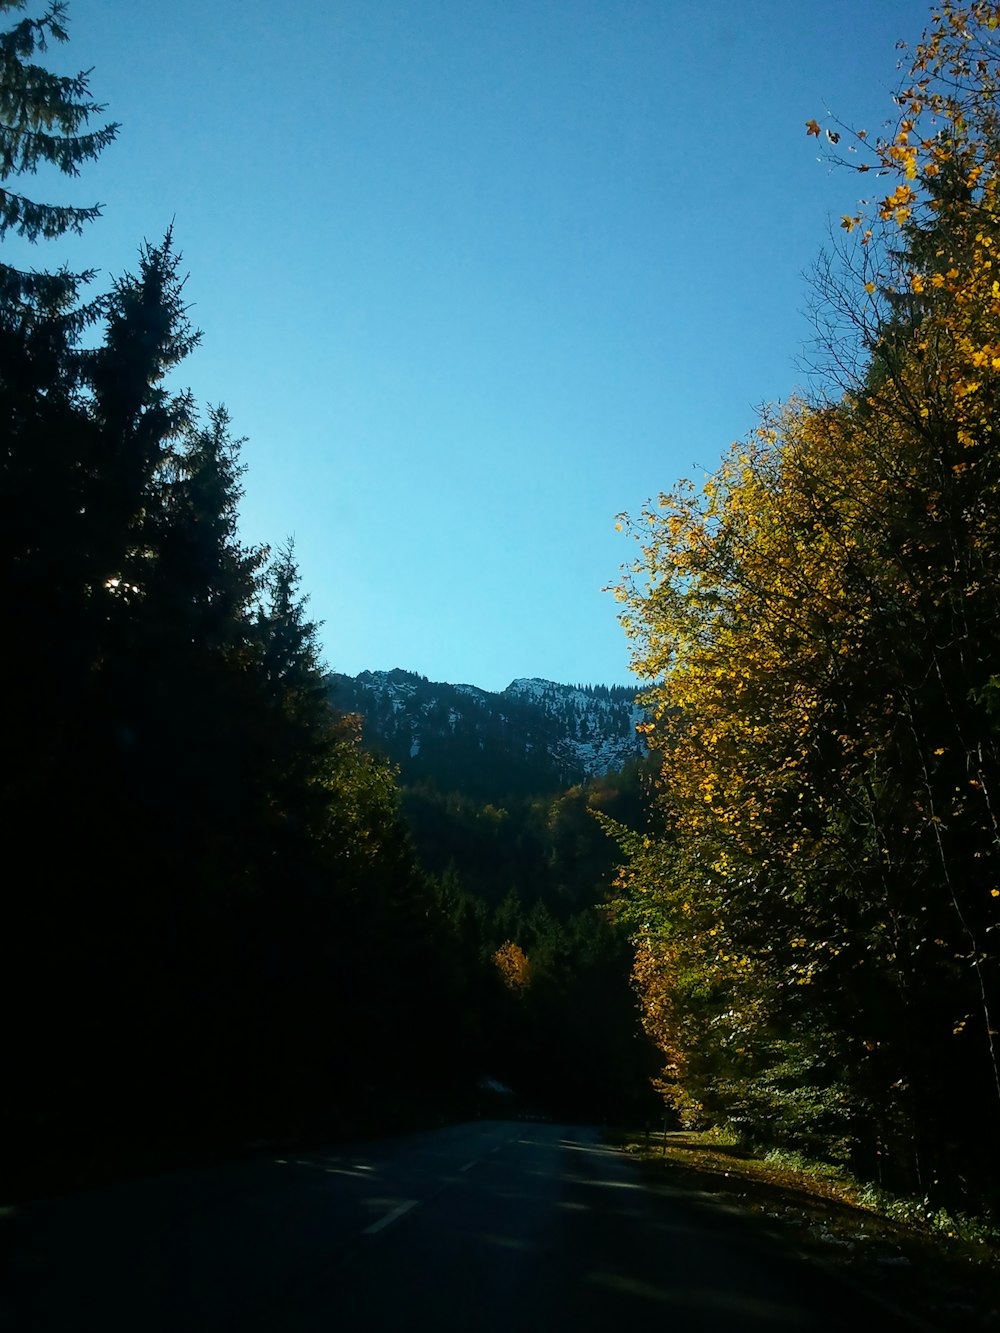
[327,666,650,903]
[327,668,661,1119]
[420,768,661,1121]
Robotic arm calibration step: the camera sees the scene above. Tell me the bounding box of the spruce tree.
[0,0,117,314]
[0,0,117,787]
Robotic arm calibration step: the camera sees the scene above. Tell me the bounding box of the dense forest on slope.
[407,758,662,1120]
[0,2,656,1191]
[611,1,1000,1223]
[329,669,661,1118]
[328,668,650,900]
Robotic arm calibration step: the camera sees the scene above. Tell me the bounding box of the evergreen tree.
[1,1,505,1181]
[0,5,117,249]
[0,0,117,775]
[0,0,117,326]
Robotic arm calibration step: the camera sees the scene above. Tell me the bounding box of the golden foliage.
[493,939,532,992]
[614,3,1000,1184]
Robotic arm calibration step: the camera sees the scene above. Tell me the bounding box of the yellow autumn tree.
[612,2,1000,1211]
[493,940,532,993]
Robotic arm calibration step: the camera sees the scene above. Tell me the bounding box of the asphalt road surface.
[6,1120,923,1331]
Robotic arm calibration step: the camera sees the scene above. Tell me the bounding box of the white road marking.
[363,1200,418,1235]
[460,1160,476,1172]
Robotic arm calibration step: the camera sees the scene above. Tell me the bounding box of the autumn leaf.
[806,118,821,137]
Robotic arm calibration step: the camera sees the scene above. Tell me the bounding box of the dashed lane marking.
[362,1200,418,1236]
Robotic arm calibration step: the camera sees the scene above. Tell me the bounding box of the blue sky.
[23,0,931,691]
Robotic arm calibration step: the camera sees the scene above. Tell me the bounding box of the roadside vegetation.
[612,1127,999,1331]
[608,0,1000,1227]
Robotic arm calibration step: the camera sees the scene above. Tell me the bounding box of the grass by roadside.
[608,1127,999,1332]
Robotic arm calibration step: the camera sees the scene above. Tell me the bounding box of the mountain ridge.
[328,667,646,801]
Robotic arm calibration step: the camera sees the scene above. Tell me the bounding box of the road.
[5,1120,920,1331]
